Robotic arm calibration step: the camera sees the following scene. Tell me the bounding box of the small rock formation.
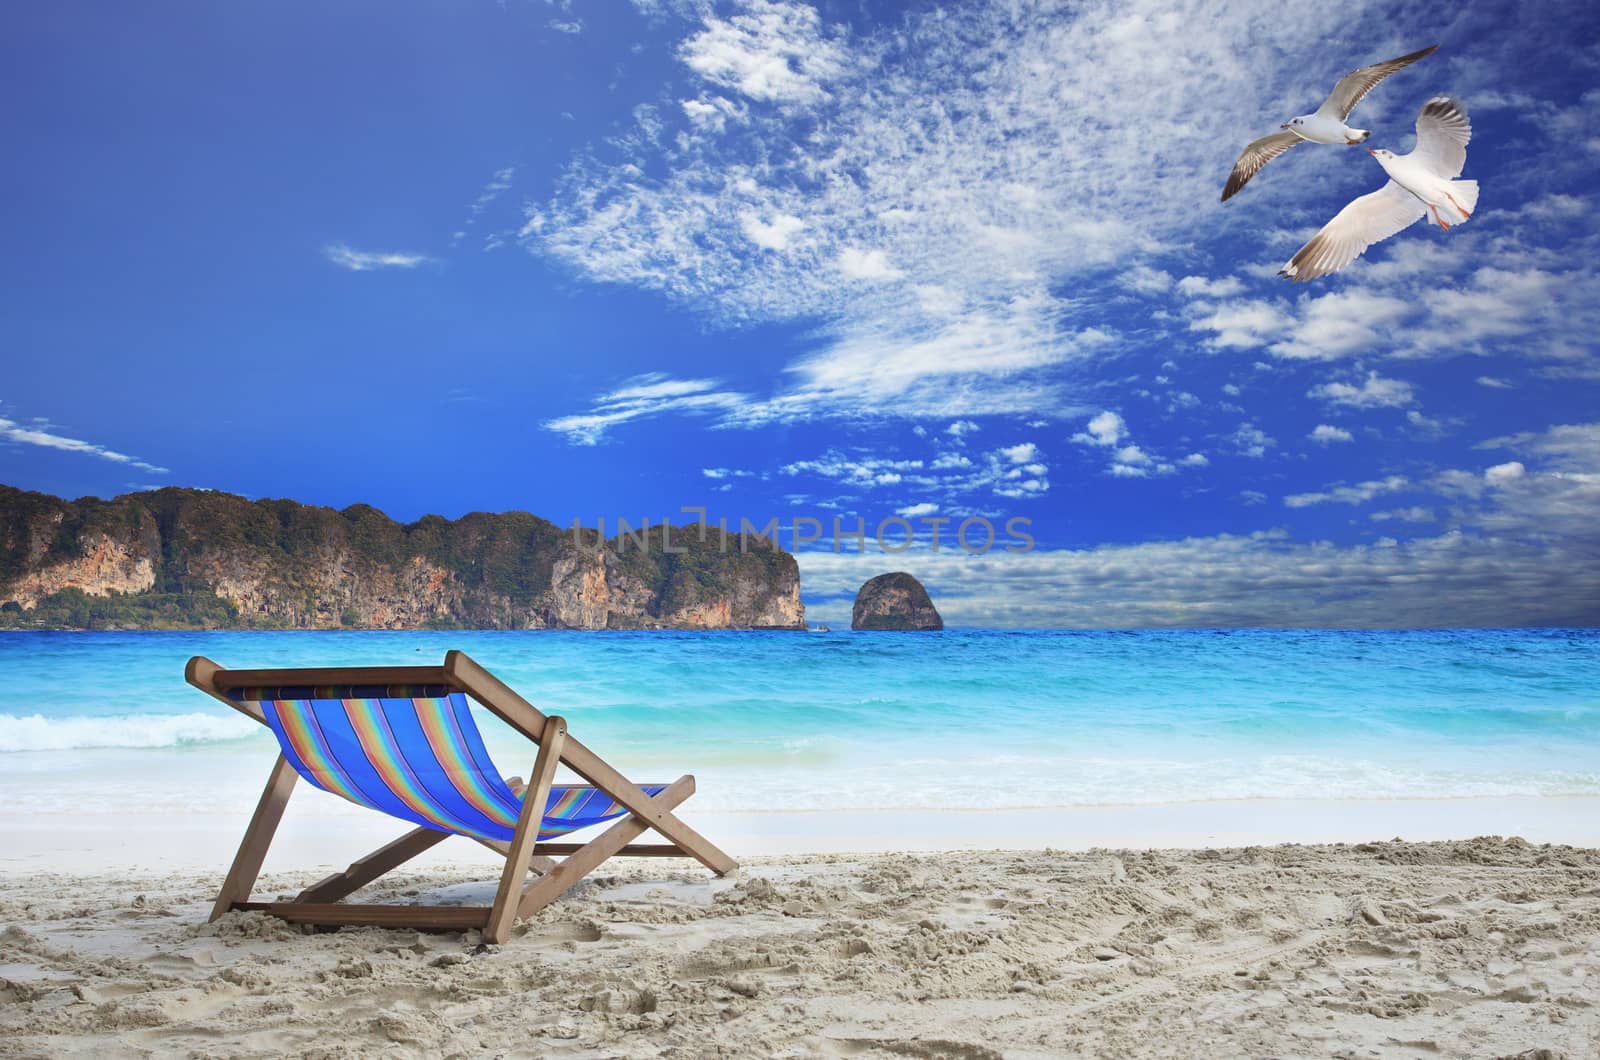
[851,572,943,631]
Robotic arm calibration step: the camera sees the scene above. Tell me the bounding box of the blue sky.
[3,0,1598,626]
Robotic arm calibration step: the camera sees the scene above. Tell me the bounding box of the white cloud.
[1109,442,1160,477]
[679,0,851,106]
[1072,410,1125,447]
[1309,424,1353,444]
[0,414,168,475]
[1479,423,1600,471]
[1484,461,1526,485]
[1510,193,1586,222]
[1073,409,1199,477]
[781,452,926,487]
[1188,300,1291,350]
[1425,425,1600,542]
[997,442,1039,464]
[836,247,903,281]
[741,213,805,251]
[1308,371,1415,409]
[681,94,747,132]
[472,167,514,212]
[1231,423,1275,459]
[452,166,519,247]
[547,18,583,34]
[543,374,751,445]
[1113,444,1150,466]
[1308,248,1599,369]
[1411,268,1584,357]
[1284,475,1408,508]
[772,301,1091,414]
[779,440,1049,503]
[1370,507,1434,523]
[1476,376,1514,390]
[1175,275,1246,299]
[1406,409,1448,437]
[931,453,973,470]
[323,244,434,271]
[897,502,939,518]
[1268,290,1412,360]
[1120,265,1173,294]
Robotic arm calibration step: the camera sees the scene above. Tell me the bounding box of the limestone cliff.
[851,572,944,631]
[0,485,805,631]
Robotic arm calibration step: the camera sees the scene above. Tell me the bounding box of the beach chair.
[185,650,737,943]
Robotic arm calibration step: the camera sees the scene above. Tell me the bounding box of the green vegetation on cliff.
[4,587,240,630]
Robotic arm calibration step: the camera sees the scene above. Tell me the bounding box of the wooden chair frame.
[186,650,737,943]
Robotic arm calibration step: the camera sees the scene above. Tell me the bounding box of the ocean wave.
[0,712,259,752]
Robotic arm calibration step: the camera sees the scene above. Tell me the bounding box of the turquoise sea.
[1,629,1598,820]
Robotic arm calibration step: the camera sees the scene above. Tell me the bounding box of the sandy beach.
[3,634,1597,1055]
[3,835,1597,1058]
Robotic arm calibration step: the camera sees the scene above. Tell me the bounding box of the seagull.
[1221,44,1439,202]
[1279,97,1477,282]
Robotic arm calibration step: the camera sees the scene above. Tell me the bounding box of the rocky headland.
[0,485,805,630]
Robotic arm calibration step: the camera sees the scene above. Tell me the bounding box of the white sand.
[3,834,1598,1057]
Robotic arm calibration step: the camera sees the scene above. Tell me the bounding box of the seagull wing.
[1279,181,1425,282]
[1412,96,1471,178]
[1315,44,1440,121]
[1221,131,1302,202]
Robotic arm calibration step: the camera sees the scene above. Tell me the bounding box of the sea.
[2,628,1598,826]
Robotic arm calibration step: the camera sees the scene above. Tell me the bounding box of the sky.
[3,0,1598,627]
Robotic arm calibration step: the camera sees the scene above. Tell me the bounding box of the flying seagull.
[1221,44,1439,202]
[1279,97,1476,282]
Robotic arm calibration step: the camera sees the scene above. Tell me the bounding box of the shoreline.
[6,794,1599,875]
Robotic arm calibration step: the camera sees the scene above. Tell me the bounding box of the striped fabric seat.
[229,684,661,843]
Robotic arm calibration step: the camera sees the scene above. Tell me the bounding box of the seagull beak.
[1365,148,1376,155]
[1279,123,1290,130]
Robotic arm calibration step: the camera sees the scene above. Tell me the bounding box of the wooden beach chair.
[186,650,737,943]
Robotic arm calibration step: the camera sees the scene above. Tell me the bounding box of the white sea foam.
[0,712,258,752]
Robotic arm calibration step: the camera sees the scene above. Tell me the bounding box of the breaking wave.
[0,712,259,752]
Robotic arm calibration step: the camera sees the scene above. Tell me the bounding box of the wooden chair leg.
[517,774,696,919]
[210,755,298,921]
[496,774,557,874]
[486,716,566,944]
[297,825,452,904]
